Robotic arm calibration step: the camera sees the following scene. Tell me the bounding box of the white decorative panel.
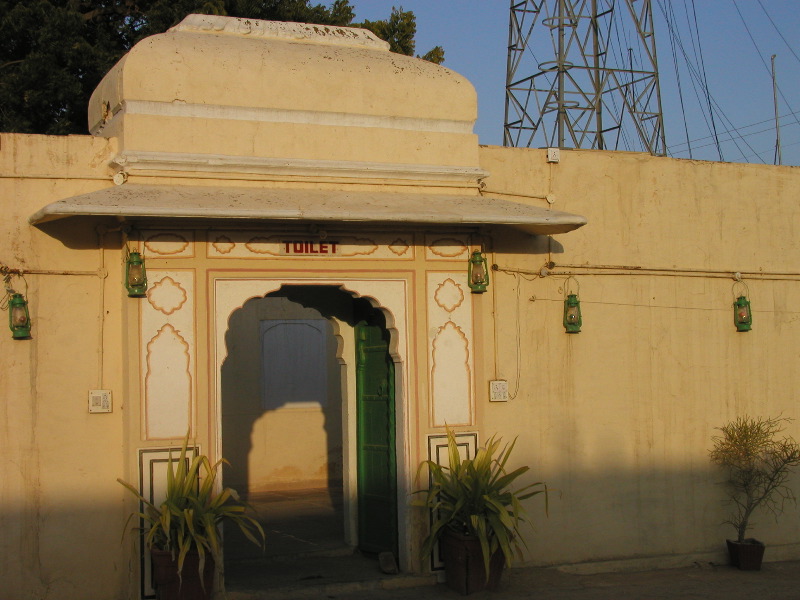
[426,432,478,469]
[142,230,195,258]
[142,270,195,439]
[425,234,470,261]
[137,446,199,598]
[427,273,474,427]
[206,230,413,259]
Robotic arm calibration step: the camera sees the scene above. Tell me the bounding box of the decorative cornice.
[110,151,489,185]
[170,14,390,51]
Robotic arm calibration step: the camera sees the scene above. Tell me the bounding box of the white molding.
[111,151,489,184]
[122,99,474,135]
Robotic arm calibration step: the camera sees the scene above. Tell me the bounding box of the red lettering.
[281,240,340,254]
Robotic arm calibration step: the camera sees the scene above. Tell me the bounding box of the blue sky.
[354,1,800,166]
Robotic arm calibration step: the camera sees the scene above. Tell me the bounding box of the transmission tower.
[504,0,666,155]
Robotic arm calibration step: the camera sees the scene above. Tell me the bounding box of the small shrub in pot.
[709,415,800,569]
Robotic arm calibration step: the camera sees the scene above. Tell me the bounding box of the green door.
[355,320,397,556]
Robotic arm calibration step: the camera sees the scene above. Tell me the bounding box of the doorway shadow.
[220,286,387,573]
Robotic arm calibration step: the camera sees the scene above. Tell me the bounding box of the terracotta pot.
[150,549,215,600]
[440,529,505,595]
[726,539,765,571]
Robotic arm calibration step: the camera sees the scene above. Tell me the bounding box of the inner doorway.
[220,285,398,585]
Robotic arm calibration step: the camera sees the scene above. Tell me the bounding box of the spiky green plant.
[414,429,548,577]
[709,415,800,543]
[118,431,265,583]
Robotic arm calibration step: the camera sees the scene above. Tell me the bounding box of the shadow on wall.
[503,459,800,566]
[2,464,800,599]
[220,285,381,498]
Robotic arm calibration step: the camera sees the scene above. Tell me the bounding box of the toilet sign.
[281,240,340,255]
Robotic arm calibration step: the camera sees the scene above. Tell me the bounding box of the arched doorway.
[218,284,400,585]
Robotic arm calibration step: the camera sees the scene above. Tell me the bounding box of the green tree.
[358,6,444,64]
[0,0,443,135]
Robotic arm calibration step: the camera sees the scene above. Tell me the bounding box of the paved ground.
[225,557,800,600]
[221,488,800,599]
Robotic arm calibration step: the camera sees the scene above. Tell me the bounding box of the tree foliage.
[0,0,444,135]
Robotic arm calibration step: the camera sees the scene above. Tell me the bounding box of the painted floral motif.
[147,276,188,316]
[144,232,191,256]
[428,237,469,258]
[212,235,235,254]
[245,236,284,255]
[434,278,465,313]
[336,236,379,256]
[389,238,411,256]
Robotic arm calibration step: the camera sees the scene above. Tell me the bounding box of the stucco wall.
[478,147,800,569]
[0,133,128,598]
[4,126,800,599]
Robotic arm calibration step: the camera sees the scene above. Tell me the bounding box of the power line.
[731,0,800,132]
[688,0,723,160]
[668,110,800,152]
[664,2,693,157]
[756,0,800,66]
[656,0,761,162]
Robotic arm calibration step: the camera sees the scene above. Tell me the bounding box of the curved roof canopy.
[30,184,587,235]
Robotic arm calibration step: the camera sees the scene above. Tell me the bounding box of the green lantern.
[8,293,31,339]
[468,250,489,293]
[125,251,148,297]
[563,293,582,333]
[733,295,752,332]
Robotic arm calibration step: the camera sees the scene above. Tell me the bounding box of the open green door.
[355,320,398,556]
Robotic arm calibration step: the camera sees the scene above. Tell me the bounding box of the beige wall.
[0,133,129,598]
[477,147,800,569]
[4,129,800,599]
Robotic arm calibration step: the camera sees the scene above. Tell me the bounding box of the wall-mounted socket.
[489,380,509,402]
[88,390,112,413]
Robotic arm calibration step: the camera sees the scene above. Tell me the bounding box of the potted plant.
[709,415,800,570]
[414,429,548,595]
[119,431,265,600]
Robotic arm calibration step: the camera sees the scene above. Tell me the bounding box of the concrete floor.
[225,487,346,560]
[222,487,430,597]
[219,488,800,600]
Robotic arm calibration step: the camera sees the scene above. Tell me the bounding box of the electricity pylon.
[504,0,666,155]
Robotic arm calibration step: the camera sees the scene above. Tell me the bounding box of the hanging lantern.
[563,293,582,333]
[125,251,148,297]
[733,295,752,332]
[8,293,31,339]
[468,250,490,293]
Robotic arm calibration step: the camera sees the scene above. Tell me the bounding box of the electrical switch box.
[547,147,561,163]
[489,380,509,402]
[88,390,112,413]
